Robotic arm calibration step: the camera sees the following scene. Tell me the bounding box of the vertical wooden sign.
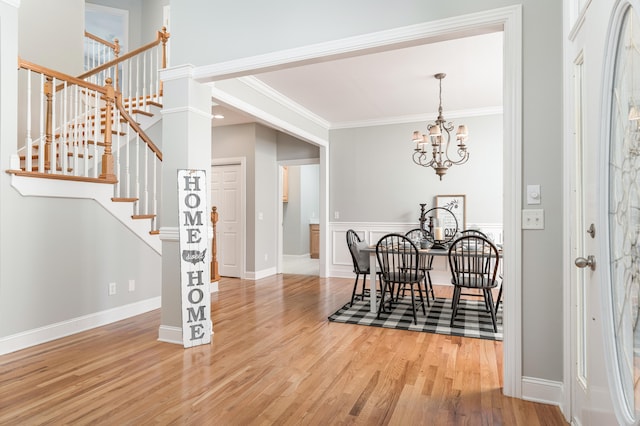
[178,169,212,347]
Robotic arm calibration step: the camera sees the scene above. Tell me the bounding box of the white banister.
[93,89,99,178]
[135,134,140,215]
[143,139,149,214]
[38,73,45,173]
[73,84,80,176]
[142,50,148,112]
[124,122,130,199]
[25,69,32,172]
[152,157,158,219]
[61,80,68,175]
[51,77,57,174]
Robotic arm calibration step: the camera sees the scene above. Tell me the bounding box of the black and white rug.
[328,296,503,341]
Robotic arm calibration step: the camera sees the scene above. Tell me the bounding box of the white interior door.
[568,1,639,424]
[569,51,590,423]
[211,164,243,278]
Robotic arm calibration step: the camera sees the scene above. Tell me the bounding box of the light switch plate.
[527,184,541,205]
[522,209,544,230]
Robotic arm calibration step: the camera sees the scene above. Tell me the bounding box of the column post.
[157,64,212,345]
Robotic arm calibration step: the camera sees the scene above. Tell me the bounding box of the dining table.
[360,242,503,314]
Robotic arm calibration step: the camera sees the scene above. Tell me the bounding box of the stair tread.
[112,197,139,202]
[132,109,154,117]
[132,214,156,220]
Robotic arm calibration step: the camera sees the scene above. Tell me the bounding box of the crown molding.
[160,64,195,82]
[330,106,503,129]
[210,85,329,148]
[238,76,330,129]
[1,0,20,8]
[192,6,514,83]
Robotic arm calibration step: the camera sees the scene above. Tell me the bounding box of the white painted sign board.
[178,169,212,347]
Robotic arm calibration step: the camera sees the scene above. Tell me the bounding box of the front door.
[211,164,243,278]
[568,0,640,424]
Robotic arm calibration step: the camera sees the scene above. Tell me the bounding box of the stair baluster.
[11,27,169,236]
[99,78,115,182]
[25,69,33,172]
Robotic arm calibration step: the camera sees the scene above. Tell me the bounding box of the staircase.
[7,28,170,253]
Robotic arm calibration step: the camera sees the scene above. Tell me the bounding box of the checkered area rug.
[328,296,503,341]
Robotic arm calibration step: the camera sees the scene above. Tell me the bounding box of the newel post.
[44,75,53,172]
[211,206,220,283]
[99,77,117,182]
[113,38,120,90]
[159,26,170,96]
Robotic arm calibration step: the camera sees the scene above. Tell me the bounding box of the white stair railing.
[11,27,168,234]
[78,27,169,114]
[83,31,120,80]
[16,58,114,181]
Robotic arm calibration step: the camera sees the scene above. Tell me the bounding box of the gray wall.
[19,0,84,74]
[174,0,564,383]
[277,132,320,161]
[330,114,503,224]
[254,125,278,272]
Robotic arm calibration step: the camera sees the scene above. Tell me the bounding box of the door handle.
[575,255,596,271]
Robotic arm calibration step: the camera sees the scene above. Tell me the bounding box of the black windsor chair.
[376,233,427,324]
[346,229,379,307]
[448,235,501,332]
[405,228,435,303]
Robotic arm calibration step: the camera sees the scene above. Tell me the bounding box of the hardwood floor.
[0,275,567,425]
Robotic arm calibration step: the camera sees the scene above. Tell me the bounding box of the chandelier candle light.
[412,73,469,180]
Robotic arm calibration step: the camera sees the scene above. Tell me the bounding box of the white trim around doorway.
[211,157,247,280]
[197,4,523,400]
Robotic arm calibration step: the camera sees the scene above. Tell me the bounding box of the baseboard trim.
[0,297,161,356]
[157,325,183,345]
[521,376,564,408]
[246,267,278,280]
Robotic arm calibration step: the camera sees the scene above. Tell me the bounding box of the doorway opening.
[278,162,320,276]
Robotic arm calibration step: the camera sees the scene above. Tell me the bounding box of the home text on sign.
[178,169,212,348]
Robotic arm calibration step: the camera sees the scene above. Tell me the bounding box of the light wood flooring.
[0,274,567,425]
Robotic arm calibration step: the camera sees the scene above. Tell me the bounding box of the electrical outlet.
[108,282,117,296]
[334,211,340,219]
[522,209,544,230]
[128,279,135,292]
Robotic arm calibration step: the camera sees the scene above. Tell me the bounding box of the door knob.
[575,255,596,271]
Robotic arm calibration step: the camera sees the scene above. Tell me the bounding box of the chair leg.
[376,280,387,318]
[417,283,426,315]
[360,273,368,299]
[450,286,461,327]
[484,290,498,333]
[426,271,435,301]
[422,273,433,307]
[350,273,360,307]
[495,284,503,313]
[482,289,492,312]
[409,286,418,324]
[377,280,395,317]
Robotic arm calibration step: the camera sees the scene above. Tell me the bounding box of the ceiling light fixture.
[411,73,469,180]
[213,113,225,119]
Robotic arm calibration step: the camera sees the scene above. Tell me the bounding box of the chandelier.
[412,73,469,180]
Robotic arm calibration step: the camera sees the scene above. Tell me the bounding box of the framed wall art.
[435,194,466,232]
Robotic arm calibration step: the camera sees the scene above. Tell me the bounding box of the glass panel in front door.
[609,6,640,420]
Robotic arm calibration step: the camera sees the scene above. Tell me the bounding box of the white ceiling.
[211,31,503,130]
